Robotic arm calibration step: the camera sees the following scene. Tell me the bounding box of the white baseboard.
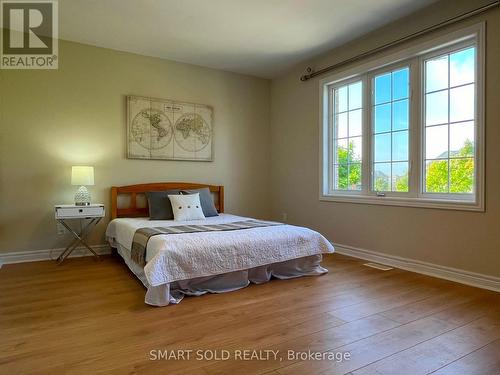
[333,242,500,292]
[0,244,111,265]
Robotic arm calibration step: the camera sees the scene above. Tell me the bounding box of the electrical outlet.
[56,222,66,235]
[282,213,288,222]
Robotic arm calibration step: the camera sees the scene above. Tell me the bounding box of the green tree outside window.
[337,139,474,193]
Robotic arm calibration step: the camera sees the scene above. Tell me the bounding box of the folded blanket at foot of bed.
[131,219,283,267]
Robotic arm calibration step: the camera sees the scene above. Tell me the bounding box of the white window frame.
[319,23,485,211]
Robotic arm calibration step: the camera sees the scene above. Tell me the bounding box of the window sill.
[319,193,484,212]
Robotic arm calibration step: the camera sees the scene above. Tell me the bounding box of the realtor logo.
[1,0,58,69]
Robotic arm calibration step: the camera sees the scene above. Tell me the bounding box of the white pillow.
[168,193,206,222]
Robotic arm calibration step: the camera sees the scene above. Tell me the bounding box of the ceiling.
[59,0,437,78]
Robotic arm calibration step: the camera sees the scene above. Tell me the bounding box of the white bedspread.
[106,214,334,287]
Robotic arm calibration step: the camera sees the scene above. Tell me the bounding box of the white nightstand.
[55,204,105,263]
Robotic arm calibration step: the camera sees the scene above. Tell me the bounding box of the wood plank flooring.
[0,253,499,374]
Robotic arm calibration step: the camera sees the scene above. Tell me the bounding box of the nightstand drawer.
[55,205,105,219]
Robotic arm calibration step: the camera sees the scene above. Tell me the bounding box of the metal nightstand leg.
[57,217,102,263]
[57,237,80,262]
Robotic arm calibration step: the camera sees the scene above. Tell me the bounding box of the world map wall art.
[127,95,213,161]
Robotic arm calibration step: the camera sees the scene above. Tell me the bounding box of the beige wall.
[0,40,271,253]
[270,0,500,277]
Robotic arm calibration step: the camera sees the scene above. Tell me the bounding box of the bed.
[105,183,334,306]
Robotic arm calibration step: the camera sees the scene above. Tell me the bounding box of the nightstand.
[55,204,105,264]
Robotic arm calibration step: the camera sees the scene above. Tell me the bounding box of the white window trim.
[319,23,485,211]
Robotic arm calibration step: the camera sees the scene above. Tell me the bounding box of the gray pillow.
[146,190,180,220]
[180,188,218,217]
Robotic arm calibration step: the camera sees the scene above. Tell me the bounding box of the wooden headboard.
[110,183,224,219]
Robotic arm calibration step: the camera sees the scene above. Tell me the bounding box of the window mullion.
[328,87,334,194]
[410,57,421,197]
[362,74,371,195]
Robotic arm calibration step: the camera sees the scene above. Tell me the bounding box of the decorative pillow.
[145,190,180,220]
[180,187,219,217]
[168,193,206,222]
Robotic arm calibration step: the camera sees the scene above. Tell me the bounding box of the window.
[332,81,363,191]
[320,24,484,210]
[424,47,475,195]
[372,67,410,193]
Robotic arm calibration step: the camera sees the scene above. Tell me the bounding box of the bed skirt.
[114,243,328,306]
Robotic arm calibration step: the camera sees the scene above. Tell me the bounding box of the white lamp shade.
[71,166,94,186]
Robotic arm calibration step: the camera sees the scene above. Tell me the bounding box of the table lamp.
[71,166,94,206]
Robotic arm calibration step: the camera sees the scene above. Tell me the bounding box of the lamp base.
[75,186,91,206]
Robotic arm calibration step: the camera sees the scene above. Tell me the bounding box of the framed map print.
[127,95,213,161]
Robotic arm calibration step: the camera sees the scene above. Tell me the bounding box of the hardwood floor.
[0,253,499,375]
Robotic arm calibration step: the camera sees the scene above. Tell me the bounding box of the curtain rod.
[300,1,499,81]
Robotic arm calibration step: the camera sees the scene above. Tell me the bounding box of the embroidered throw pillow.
[168,193,206,222]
